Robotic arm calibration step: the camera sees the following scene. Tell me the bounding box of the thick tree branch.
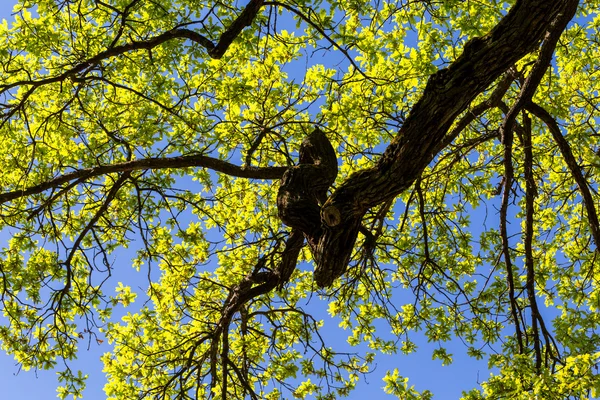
[210,0,265,59]
[435,68,517,153]
[0,154,286,206]
[500,1,575,140]
[277,128,338,247]
[314,0,580,287]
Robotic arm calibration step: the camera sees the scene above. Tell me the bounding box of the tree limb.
[499,101,524,354]
[0,154,287,206]
[314,0,580,287]
[527,102,600,249]
[1,0,265,94]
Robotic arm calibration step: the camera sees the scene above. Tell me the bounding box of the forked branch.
[314,0,580,287]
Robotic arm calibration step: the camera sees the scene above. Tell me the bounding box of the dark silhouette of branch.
[0,0,265,95]
[264,1,372,81]
[314,0,580,287]
[277,127,338,244]
[205,230,304,397]
[496,0,577,357]
[52,171,131,310]
[527,102,600,249]
[521,110,562,368]
[210,0,265,59]
[0,154,287,206]
[499,101,524,354]
[522,112,542,370]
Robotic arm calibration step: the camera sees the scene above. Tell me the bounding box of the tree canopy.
[1,0,599,398]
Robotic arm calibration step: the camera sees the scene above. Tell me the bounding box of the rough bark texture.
[313,0,580,287]
[277,128,338,245]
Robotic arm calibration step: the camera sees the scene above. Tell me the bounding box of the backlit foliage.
[0,0,599,398]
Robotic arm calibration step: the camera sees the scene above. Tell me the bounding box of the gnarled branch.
[277,127,338,243]
[313,0,580,287]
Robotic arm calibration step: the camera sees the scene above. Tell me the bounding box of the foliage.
[0,0,599,398]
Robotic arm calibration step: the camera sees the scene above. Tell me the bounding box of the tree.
[0,0,598,398]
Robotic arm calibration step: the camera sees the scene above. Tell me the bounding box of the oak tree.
[0,0,599,398]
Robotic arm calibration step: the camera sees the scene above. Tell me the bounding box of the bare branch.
[522,111,542,369]
[53,171,131,307]
[264,1,373,82]
[0,154,287,206]
[1,0,266,94]
[499,102,524,354]
[493,2,579,358]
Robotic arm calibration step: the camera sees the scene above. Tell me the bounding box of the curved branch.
[1,29,212,95]
[1,0,265,94]
[526,102,600,249]
[492,1,577,356]
[521,110,561,367]
[500,1,575,139]
[0,154,287,205]
[53,171,131,308]
[204,230,304,396]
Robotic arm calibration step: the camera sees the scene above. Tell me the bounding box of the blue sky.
[0,1,508,399]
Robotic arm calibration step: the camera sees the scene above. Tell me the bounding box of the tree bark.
[313,0,580,287]
[277,128,338,246]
